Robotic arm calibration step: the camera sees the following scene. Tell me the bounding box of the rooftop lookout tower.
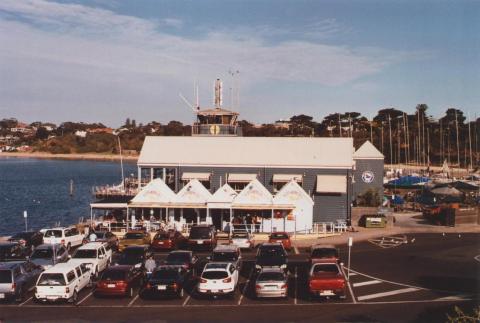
[192,79,242,136]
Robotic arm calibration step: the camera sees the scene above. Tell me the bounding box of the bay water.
[0,157,136,236]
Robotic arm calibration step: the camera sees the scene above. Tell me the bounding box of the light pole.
[347,237,353,280]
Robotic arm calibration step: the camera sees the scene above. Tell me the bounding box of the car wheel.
[70,290,78,303]
[127,287,134,298]
[15,287,23,303]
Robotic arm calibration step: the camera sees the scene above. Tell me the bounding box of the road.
[1,232,478,322]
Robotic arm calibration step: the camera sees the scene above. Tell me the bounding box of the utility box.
[359,214,387,228]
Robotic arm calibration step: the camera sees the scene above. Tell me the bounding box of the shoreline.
[0,151,138,162]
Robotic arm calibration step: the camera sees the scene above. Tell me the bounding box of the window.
[75,267,81,277]
[66,271,76,283]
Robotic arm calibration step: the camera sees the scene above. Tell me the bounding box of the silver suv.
[0,261,43,302]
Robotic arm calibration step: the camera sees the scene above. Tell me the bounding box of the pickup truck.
[308,262,346,299]
[68,242,112,278]
[43,227,85,250]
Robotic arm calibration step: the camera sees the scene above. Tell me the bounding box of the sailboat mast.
[455,109,460,167]
[388,115,393,165]
[118,136,125,190]
[403,113,408,165]
[468,112,473,170]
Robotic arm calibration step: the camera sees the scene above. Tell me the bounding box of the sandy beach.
[0,151,138,162]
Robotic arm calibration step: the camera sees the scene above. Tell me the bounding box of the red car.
[93,265,145,298]
[309,244,339,264]
[268,232,292,251]
[151,230,187,251]
[308,262,346,299]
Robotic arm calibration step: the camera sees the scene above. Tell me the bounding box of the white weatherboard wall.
[273,180,314,233]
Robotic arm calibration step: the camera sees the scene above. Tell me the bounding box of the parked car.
[30,244,69,270]
[197,262,239,298]
[164,250,198,273]
[0,261,43,302]
[116,245,152,270]
[268,232,292,251]
[254,267,288,299]
[309,244,339,264]
[308,262,346,299]
[34,262,91,303]
[8,231,44,251]
[42,227,85,250]
[118,231,151,252]
[141,265,190,299]
[230,231,255,249]
[187,225,217,250]
[68,242,112,278]
[0,242,30,262]
[208,245,242,273]
[151,230,187,251]
[94,265,144,298]
[85,231,119,251]
[255,243,288,272]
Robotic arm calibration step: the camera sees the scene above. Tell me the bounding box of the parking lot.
[1,233,478,322]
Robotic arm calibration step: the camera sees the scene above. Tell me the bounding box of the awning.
[228,173,257,183]
[273,174,303,183]
[316,175,346,193]
[181,172,211,181]
[90,203,128,209]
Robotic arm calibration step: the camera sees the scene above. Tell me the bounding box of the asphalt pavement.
[0,232,479,322]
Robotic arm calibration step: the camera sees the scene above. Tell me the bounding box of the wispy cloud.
[0,0,419,125]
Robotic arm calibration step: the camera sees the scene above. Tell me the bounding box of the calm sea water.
[0,157,136,236]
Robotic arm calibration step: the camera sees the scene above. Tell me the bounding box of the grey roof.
[138,136,354,169]
[353,141,384,159]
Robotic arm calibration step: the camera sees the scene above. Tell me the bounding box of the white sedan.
[197,262,239,297]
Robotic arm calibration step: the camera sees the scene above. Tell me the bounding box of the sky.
[0,0,479,127]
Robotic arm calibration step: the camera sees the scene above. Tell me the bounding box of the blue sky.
[0,0,478,126]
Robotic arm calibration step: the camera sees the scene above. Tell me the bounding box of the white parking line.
[353,280,382,287]
[19,296,33,306]
[474,255,480,262]
[127,294,139,307]
[357,287,419,301]
[238,269,255,305]
[293,247,299,255]
[294,267,297,305]
[182,295,191,306]
[76,292,92,305]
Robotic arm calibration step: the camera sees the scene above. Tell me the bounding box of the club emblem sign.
[362,171,375,183]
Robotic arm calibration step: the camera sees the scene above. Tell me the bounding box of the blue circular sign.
[362,171,375,183]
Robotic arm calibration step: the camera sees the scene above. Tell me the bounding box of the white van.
[34,262,91,303]
[43,227,85,250]
[68,242,112,278]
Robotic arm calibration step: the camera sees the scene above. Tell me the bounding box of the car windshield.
[37,273,66,286]
[232,233,248,239]
[31,249,53,259]
[311,248,338,258]
[73,249,97,259]
[0,270,12,283]
[259,247,285,258]
[118,254,142,265]
[0,246,16,259]
[212,252,237,262]
[189,227,211,239]
[202,271,228,280]
[44,230,62,238]
[257,272,285,281]
[166,253,189,263]
[101,270,127,281]
[95,232,107,239]
[124,233,144,239]
[270,233,289,239]
[154,232,170,239]
[312,264,339,274]
[152,269,180,280]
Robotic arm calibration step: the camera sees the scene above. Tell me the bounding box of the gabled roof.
[353,141,384,159]
[273,180,313,207]
[175,179,212,207]
[129,178,176,207]
[231,179,273,209]
[208,184,237,204]
[138,136,355,169]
